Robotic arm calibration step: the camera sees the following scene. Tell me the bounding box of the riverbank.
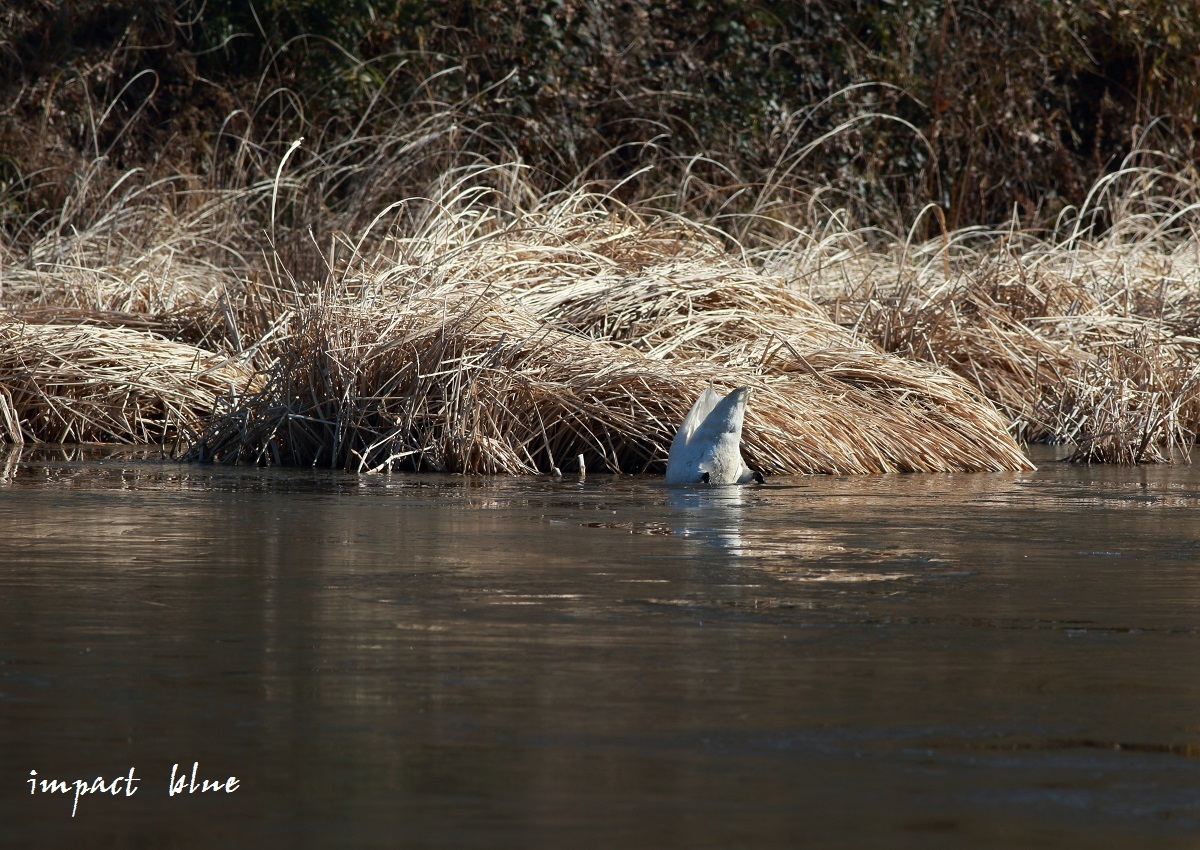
[3,4,1198,470]
[3,162,1198,470]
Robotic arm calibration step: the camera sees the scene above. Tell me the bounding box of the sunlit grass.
[2,79,1197,468]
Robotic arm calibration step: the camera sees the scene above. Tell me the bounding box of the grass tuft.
[184,191,1032,474]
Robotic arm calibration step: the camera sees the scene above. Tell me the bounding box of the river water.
[2,446,1199,848]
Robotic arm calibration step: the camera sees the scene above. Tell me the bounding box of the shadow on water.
[2,444,1200,848]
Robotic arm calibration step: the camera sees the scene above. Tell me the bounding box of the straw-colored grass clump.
[763,166,1200,463]
[6,158,1199,470]
[9,153,1198,470]
[0,318,256,445]
[185,196,1032,474]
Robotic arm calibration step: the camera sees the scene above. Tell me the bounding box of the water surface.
[2,446,1199,848]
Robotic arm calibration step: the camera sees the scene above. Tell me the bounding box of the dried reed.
[761,160,1200,463]
[0,319,257,445]
[186,193,1033,474]
[9,125,1196,468]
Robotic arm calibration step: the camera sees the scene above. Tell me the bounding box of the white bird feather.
[666,386,763,485]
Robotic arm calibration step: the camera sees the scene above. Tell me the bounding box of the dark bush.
[2,0,1198,239]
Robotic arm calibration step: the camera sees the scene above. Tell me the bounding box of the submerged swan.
[666,386,764,485]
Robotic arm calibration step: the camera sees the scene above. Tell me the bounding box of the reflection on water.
[2,445,1200,848]
[668,485,751,553]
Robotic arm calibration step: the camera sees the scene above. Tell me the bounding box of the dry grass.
[185,192,1032,474]
[1,162,276,355]
[5,137,1198,469]
[6,3,1200,469]
[761,161,1200,463]
[0,318,257,445]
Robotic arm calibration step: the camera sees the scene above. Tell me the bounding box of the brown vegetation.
[0,317,256,445]
[183,193,1031,473]
[2,2,1199,469]
[769,159,1200,463]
